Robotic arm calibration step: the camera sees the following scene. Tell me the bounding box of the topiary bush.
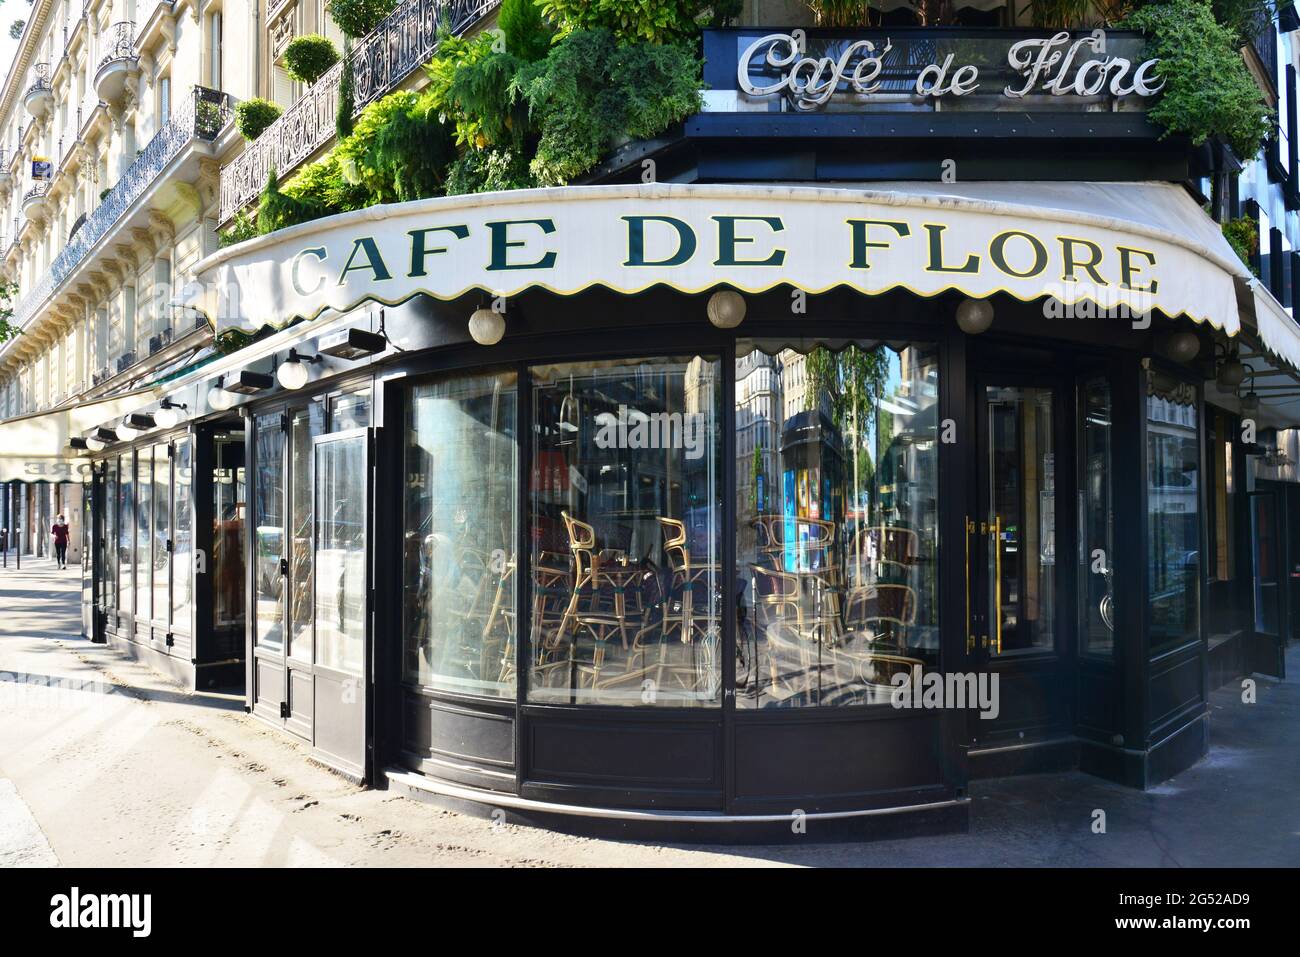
[283,34,341,85]
[236,98,284,141]
[327,0,396,39]
[1121,0,1273,160]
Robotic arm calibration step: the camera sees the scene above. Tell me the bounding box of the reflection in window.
[289,404,325,661]
[136,452,153,619]
[153,444,170,623]
[254,414,285,650]
[330,390,370,432]
[403,373,517,697]
[735,342,939,707]
[315,436,367,674]
[1147,371,1201,653]
[104,460,118,610]
[118,453,133,615]
[1079,378,1115,657]
[212,432,246,630]
[529,357,722,706]
[172,439,193,630]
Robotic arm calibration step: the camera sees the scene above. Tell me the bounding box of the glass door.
[311,428,370,778]
[970,376,1071,742]
[251,412,289,726]
[1250,488,1285,678]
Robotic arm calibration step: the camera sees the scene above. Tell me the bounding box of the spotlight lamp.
[955,297,994,334]
[707,290,747,329]
[223,370,275,395]
[94,427,118,444]
[277,348,320,390]
[318,327,386,360]
[126,412,157,431]
[68,437,89,450]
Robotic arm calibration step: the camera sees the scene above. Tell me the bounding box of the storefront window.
[1146,371,1201,654]
[529,356,723,706]
[254,414,285,650]
[152,444,169,623]
[104,461,118,610]
[403,373,517,697]
[136,452,153,619]
[315,435,367,674]
[212,432,246,630]
[736,342,939,708]
[1079,378,1115,658]
[172,439,193,630]
[290,404,325,662]
[330,390,370,431]
[118,453,133,615]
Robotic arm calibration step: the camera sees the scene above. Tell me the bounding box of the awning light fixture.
[94,427,118,444]
[1160,331,1200,363]
[469,306,505,346]
[154,399,188,429]
[318,327,386,360]
[208,376,235,412]
[1216,349,1247,388]
[68,437,89,450]
[84,436,106,452]
[707,290,746,329]
[955,297,994,335]
[277,348,320,391]
[127,412,157,431]
[223,370,275,395]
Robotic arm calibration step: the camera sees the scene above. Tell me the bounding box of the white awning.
[1249,278,1300,370]
[0,389,158,483]
[196,181,1249,335]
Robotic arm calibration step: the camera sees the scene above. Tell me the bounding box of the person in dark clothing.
[51,514,70,569]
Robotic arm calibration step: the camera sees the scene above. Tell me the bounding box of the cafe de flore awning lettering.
[195,184,1241,334]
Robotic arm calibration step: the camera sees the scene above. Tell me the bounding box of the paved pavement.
[1,558,1297,867]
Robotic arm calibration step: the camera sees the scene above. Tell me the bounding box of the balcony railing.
[22,182,51,206]
[99,21,136,69]
[25,62,51,98]
[7,86,234,334]
[218,0,499,223]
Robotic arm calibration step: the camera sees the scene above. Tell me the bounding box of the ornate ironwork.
[219,0,498,223]
[10,87,234,332]
[24,62,51,100]
[99,21,137,69]
[22,182,50,206]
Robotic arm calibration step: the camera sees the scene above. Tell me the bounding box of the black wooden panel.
[1149,652,1204,731]
[1077,667,1119,735]
[733,712,944,803]
[401,690,515,770]
[527,716,720,788]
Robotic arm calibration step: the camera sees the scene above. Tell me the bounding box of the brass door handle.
[993,515,1003,655]
[965,516,974,653]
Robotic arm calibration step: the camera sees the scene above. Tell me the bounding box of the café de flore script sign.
[736,30,1163,110]
[196,184,1241,335]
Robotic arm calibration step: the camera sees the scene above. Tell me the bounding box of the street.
[2,560,1297,867]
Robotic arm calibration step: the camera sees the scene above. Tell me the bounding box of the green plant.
[1022,0,1094,27]
[219,211,259,248]
[333,91,457,204]
[1222,215,1259,272]
[99,188,111,201]
[257,169,330,234]
[283,34,340,85]
[337,38,355,139]
[327,0,396,38]
[1122,0,1273,160]
[0,280,19,343]
[235,98,283,141]
[445,147,536,195]
[806,0,874,25]
[9,20,24,41]
[540,0,708,43]
[214,328,256,356]
[498,0,557,61]
[514,29,702,185]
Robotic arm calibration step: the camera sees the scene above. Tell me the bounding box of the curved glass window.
[1146,371,1200,654]
[403,372,518,697]
[528,356,723,706]
[735,341,940,707]
[172,439,194,630]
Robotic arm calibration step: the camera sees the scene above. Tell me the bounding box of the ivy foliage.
[283,34,341,85]
[326,0,396,39]
[498,0,557,60]
[1222,214,1260,273]
[513,29,702,185]
[1122,0,1273,159]
[541,0,710,43]
[0,279,19,343]
[235,98,283,141]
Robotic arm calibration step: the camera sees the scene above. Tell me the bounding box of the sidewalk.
[1,559,1297,867]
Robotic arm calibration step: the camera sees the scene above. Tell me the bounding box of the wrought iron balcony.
[218,0,499,223]
[7,86,234,334]
[21,181,51,218]
[23,63,53,118]
[95,21,138,103]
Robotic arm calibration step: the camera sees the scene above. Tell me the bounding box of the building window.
[736,341,939,708]
[118,452,133,615]
[1079,376,1115,658]
[1146,371,1201,654]
[403,372,517,697]
[529,356,723,706]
